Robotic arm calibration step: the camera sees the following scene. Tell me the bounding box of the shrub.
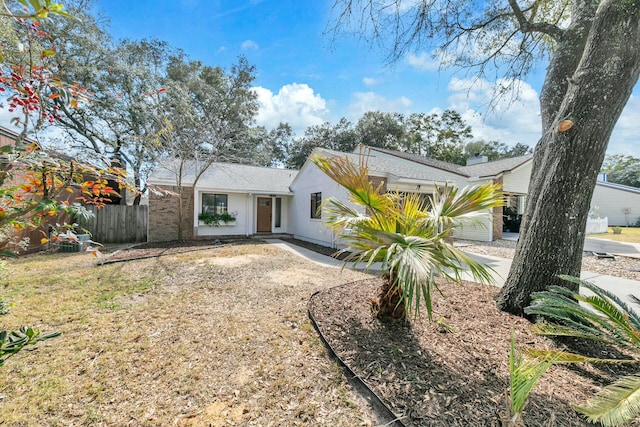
[525,276,640,426]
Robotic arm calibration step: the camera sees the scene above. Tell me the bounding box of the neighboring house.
[147,161,298,242]
[592,179,640,226]
[0,126,81,253]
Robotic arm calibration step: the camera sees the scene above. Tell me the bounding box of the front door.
[257,197,272,232]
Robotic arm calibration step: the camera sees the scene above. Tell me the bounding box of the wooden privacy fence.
[80,205,148,244]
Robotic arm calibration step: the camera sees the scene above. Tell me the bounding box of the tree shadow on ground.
[310,279,620,426]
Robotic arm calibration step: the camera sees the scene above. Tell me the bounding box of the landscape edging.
[308,284,407,427]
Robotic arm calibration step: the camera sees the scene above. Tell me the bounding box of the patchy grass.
[0,243,374,425]
[588,226,640,243]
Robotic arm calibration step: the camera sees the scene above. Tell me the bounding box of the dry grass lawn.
[588,226,640,243]
[0,243,374,426]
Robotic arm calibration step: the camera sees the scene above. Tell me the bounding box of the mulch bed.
[280,237,351,260]
[309,278,638,426]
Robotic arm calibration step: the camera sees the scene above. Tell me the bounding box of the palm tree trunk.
[371,272,405,321]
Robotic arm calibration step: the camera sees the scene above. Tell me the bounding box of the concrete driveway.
[267,237,640,312]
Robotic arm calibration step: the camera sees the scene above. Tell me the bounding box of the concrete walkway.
[266,238,640,310]
[583,237,640,259]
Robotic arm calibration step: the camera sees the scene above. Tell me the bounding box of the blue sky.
[24,1,640,154]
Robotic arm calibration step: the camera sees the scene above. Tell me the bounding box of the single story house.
[288,146,532,246]
[147,145,640,245]
[147,161,298,241]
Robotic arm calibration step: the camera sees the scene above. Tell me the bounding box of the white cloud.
[610,94,640,155]
[241,40,259,50]
[362,77,381,87]
[406,50,456,72]
[348,92,412,119]
[406,52,440,72]
[253,83,330,134]
[445,77,640,155]
[446,77,542,147]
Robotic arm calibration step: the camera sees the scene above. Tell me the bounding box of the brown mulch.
[309,278,638,426]
[280,237,352,260]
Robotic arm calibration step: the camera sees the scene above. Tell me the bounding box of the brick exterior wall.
[149,185,194,242]
[368,175,387,194]
[493,176,503,241]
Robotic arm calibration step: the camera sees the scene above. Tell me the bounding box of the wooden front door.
[256,197,272,232]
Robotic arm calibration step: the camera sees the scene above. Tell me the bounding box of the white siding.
[454,217,494,242]
[194,192,251,237]
[591,184,640,226]
[503,162,532,194]
[289,162,362,248]
[193,190,293,237]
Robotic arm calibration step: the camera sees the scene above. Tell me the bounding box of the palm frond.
[311,153,393,227]
[526,278,640,351]
[510,332,555,414]
[576,374,640,427]
[531,323,617,346]
[312,152,502,320]
[430,183,504,226]
[525,349,639,364]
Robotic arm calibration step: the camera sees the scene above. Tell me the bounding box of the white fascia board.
[467,175,500,182]
[395,177,453,186]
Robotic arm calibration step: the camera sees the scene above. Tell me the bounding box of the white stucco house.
[146,145,640,245]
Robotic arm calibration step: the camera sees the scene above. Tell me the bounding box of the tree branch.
[508,0,564,41]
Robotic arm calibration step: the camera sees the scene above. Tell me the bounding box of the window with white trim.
[202,193,228,215]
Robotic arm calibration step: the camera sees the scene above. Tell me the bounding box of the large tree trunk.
[496,0,640,315]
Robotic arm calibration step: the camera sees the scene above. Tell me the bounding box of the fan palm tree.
[311,151,504,321]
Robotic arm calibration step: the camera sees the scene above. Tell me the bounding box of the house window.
[202,193,228,214]
[275,197,282,227]
[310,192,322,219]
[395,192,432,210]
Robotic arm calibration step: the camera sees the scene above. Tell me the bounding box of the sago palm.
[311,152,503,321]
[525,276,640,426]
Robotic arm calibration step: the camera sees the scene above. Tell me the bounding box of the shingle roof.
[367,146,467,176]
[596,180,640,194]
[313,147,453,183]
[148,160,298,194]
[458,155,532,178]
[367,146,532,178]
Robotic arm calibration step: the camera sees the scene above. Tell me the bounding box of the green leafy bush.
[198,211,236,226]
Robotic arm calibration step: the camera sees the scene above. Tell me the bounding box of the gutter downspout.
[246,193,251,237]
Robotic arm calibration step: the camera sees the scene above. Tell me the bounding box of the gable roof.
[458,155,533,178]
[148,161,298,194]
[0,125,41,148]
[366,146,532,178]
[304,147,456,185]
[596,180,640,195]
[367,146,467,176]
